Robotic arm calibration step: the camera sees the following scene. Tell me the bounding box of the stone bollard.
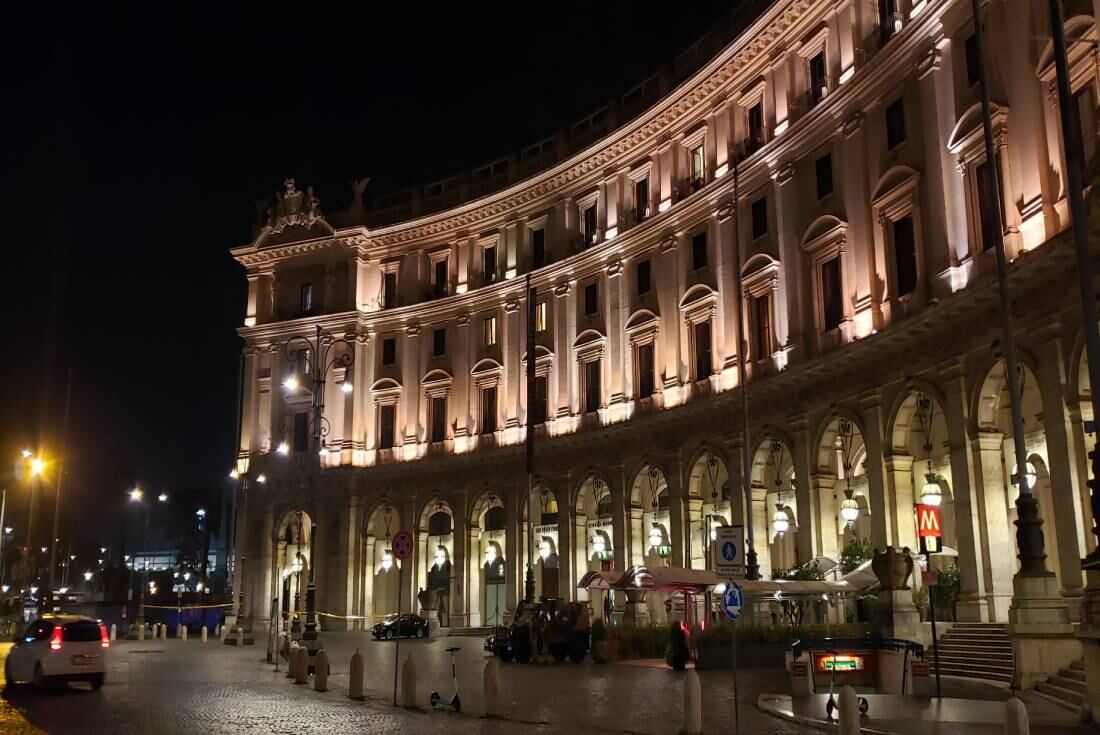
[181,625,188,641]
[400,653,417,708]
[1005,695,1030,735]
[235,627,244,647]
[483,657,500,717]
[287,642,299,678]
[294,646,309,685]
[160,624,167,641]
[314,649,329,692]
[201,626,208,643]
[137,624,145,641]
[683,669,702,735]
[348,649,365,700]
[110,623,117,641]
[838,685,860,735]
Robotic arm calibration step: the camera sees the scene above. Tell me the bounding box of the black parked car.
[372,613,429,640]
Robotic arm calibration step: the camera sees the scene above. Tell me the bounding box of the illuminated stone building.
[229,0,1097,642]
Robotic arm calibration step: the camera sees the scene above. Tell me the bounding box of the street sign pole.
[732,617,739,734]
[391,529,413,706]
[926,550,941,699]
[721,580,743,734]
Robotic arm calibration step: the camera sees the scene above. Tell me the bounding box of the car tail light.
[99,624,110,648]
[49,626,63,651]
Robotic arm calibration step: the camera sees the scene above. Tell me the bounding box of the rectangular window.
[483,245,497,284]
[535,301,548,333]
[481,387,498,434]
[637,343,655,399]
[809,51,828,104]
[381,337,397,366]
[694,321,712,382]
[751,197,768,240]
[584,360,601,413]
[299,283,313,313]
[815,153,833,200]
[879,0,900,44]
[892,216,918,296]
[383,272,397,309]
[584,282,599,316]
[822,256,844,331]
[432,327,446,357]
[976,160,1003,251]
[532,374,548,425]
[747,102,765,151]
[965,33,980,88]
[753,293,774,358]
[692,232,708,271]
[634,178,649,221]
[532,228,546,268]
[636,259,651,295]
[885,97,906,150]
[433,259,448,298]
[690,144,705,186]
[430,396,446,443]
[483,316,498,346]
[292,412,309,453]
[583,204,598,246]
[379,404,396,450]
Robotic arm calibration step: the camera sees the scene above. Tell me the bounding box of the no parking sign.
[392,529,414,560]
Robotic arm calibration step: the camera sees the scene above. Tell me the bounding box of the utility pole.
[46,367,72,612]
[524,273,537,604]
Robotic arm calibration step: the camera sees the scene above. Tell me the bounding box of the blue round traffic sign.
[722,581,743,622]
[721,541,737,562]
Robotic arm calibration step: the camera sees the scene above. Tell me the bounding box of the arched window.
[428,511,452,536]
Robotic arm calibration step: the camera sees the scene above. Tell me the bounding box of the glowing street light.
[130,488,143,501]
[340,380,354,394]
[20,449,31,459]
[84,570,93,581]
[282,375,299,391]
[158,492,168,503]
[30,458,44,476]
[256,474,267,484]
[196,508,206,518]
[276,441,290,455]
[228,468,239,479]
[380,550,393,571]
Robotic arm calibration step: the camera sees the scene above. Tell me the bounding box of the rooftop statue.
[267,178,322,233]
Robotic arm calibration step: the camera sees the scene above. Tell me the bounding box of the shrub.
[839,537,877,574]
[691,622,871,648]
[591,617,607,643]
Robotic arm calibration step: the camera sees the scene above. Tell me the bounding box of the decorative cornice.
[916,46,941,80]
[842,111,865,139]
[607,259,624,278]
[773,162,796,186]
[660,235,678,253]
[554,282,571,297]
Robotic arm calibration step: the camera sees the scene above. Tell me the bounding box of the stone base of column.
[623,590,651,627]
[1076,584,1100,723]
[1008,574,1080,689]
[955,594,994,623]
[872,590,923,643]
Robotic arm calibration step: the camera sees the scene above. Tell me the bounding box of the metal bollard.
[295,646,309,685]
[484,657,500,717]
[683,669,702,735]
[287,642,299,679]
[181,625,188,641]
[110,623,117,642]
[137,624,145,641]
[838,685,859,735]
[348,649,364,700]
[201,626,208,642]
[1005,695,1030,735]
[314,649,329,692]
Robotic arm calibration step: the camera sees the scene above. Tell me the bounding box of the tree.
[771,561,825,625]
[838,537,876,574]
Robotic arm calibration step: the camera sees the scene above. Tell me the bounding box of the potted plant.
[665,622,690,671]
[590,618,608,663]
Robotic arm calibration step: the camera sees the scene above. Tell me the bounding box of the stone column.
[715,203,739,371]
[972,432,1016,622]
[860,393,892,549]
[811,474,839,562]
[504,487,519,612]
[1035,337,1087,615]
[450,494,467,627]
[883,454,917,552]
[685,497,704,569]
[666,460,687,568]
[557,485,574,602]
[607,260,626,412]
[791,421,817,565]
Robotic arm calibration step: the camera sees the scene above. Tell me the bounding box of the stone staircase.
[930,623,1014,684]
[448,626,493,637]
[1033,659,1087,714]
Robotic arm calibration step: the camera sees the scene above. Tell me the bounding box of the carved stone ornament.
[871,546,913,591]
[267,178,323,233]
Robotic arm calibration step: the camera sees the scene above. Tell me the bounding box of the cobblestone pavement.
[0,633,806,734]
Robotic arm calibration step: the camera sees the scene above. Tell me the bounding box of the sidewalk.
[757,691,1097,734]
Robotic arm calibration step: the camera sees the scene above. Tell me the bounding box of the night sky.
[1,1,739,549]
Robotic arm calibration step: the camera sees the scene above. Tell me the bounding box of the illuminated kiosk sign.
[814,654,865,672]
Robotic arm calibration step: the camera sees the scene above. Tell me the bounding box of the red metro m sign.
[915,504,942,554]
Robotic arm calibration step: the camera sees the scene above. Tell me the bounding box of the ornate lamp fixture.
[381,502,394,571]
[836,418,860,529]
[914,394,942,506]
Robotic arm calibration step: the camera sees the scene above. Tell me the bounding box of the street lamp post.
[129,488,167,633]
[281,324,355,667]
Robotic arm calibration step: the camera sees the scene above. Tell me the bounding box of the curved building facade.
[230,0,1098,631]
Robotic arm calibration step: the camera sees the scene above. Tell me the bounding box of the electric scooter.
[430,646,462,712]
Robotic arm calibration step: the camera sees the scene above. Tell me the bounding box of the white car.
[5,614,109,689]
